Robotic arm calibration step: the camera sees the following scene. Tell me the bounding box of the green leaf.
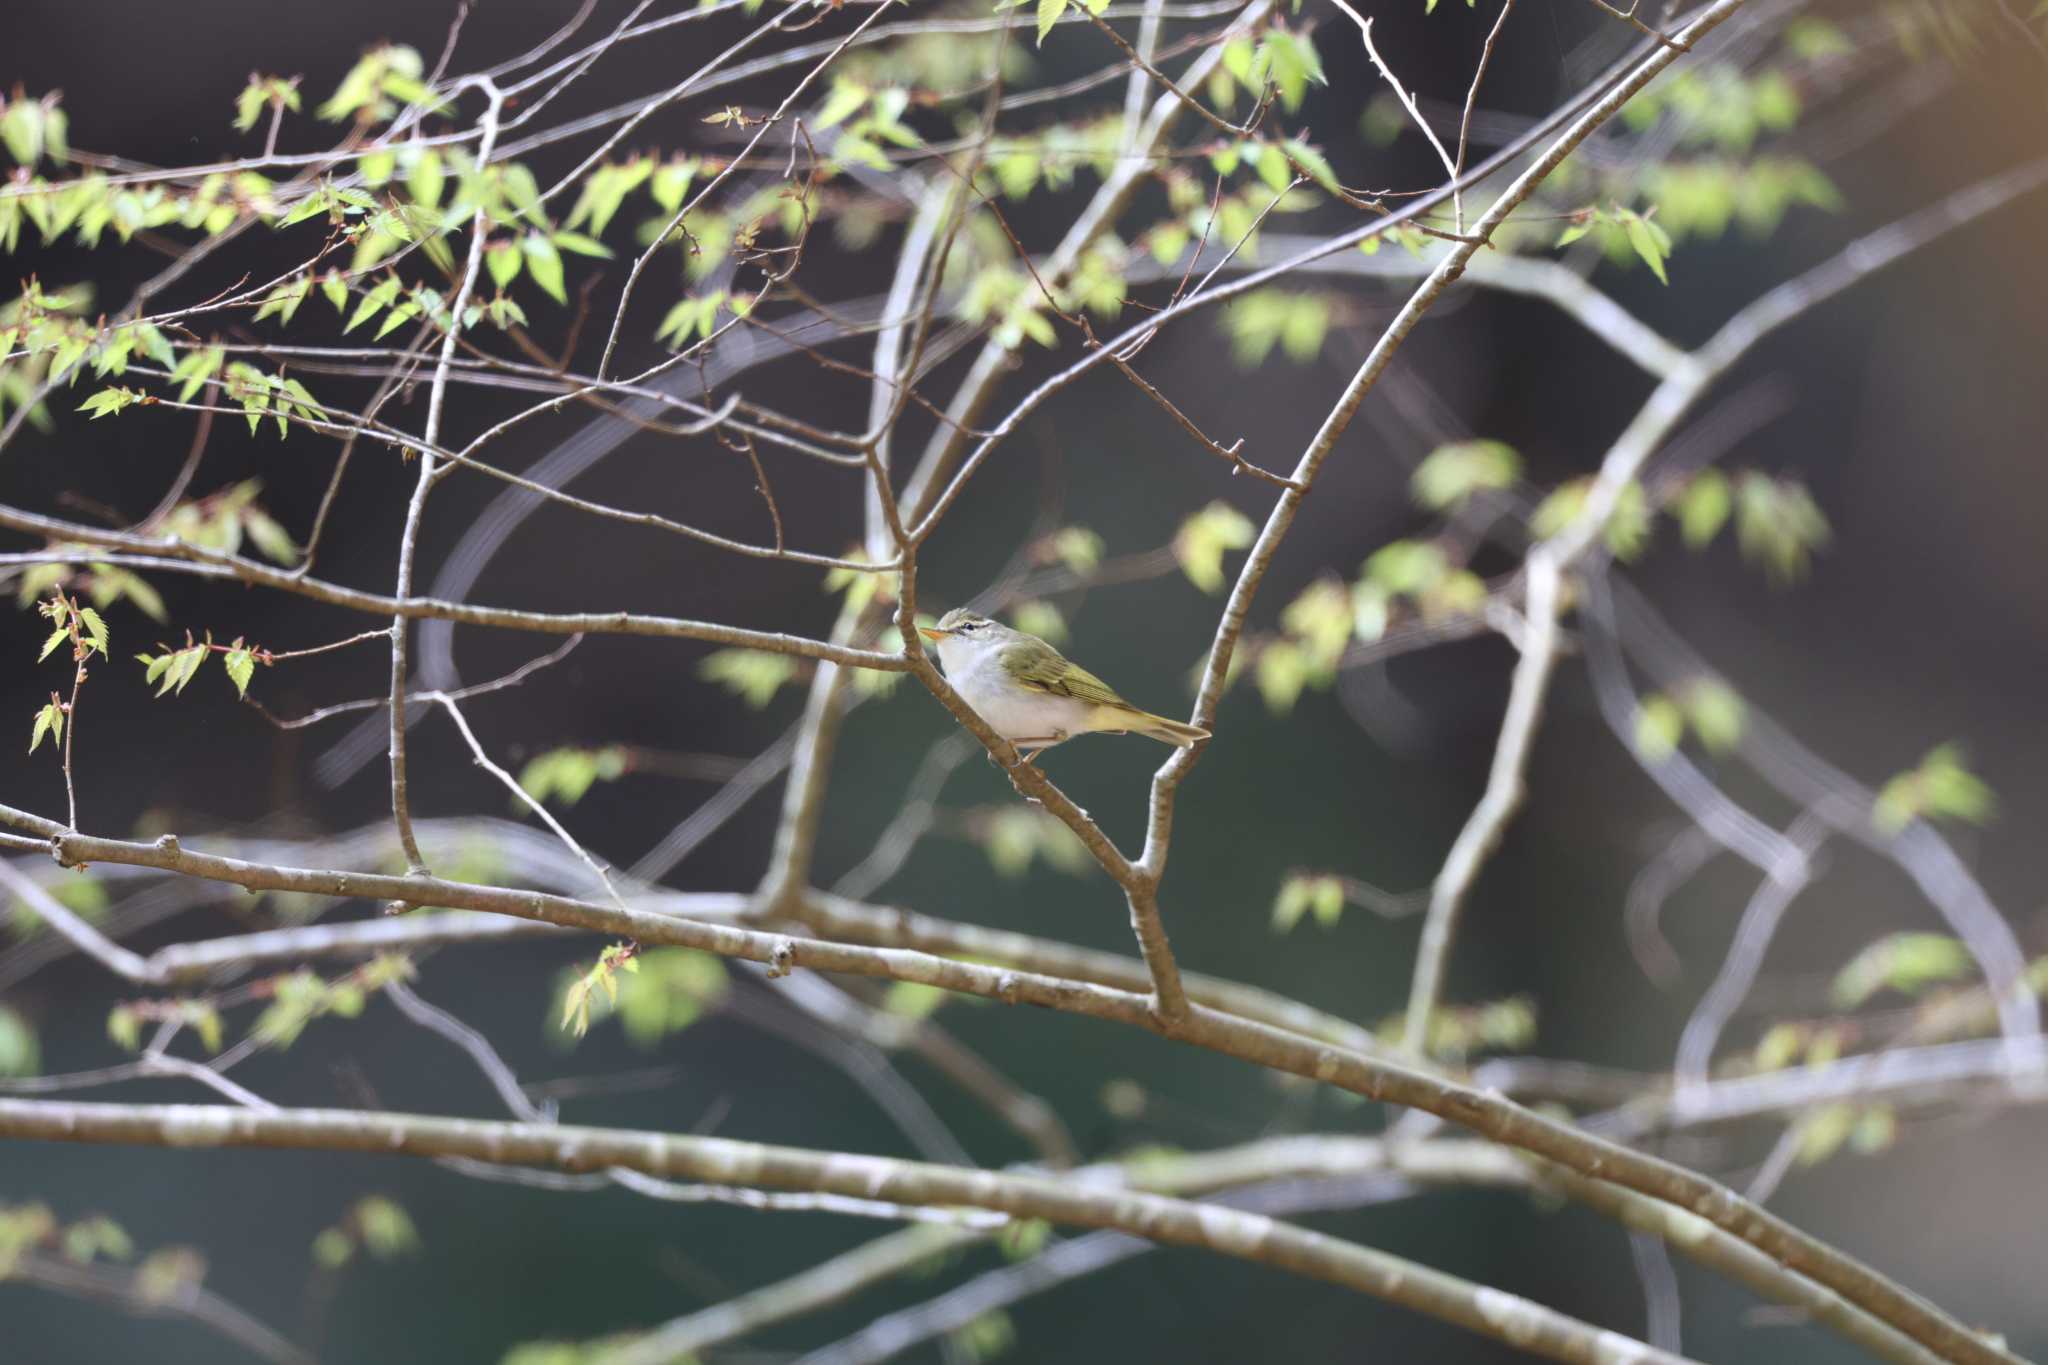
[106,1004,141,1052]
[29,702,62,754]
[1255,640,1308,713]
[354,1196,420,1258]
[372,299,421,341]
[1676,470,1731,548]
[76,606,109,657]
[1008,600,1067,645]
[518,746,627,806]
[243,510,299,565]
[1683,678,1745,754]
[522,234,566,304]
[697,650,797,708]
[1048,526,1103,573]
[0,1005,40,1078]
[1794,1103,1858,1167]
[1363,539,1448,595]
[550,230,612,259]
[814,81,868,131]
[1632,694,1683,763]
[407,150,445,209]
[1172,502,1256,594]
[1831,933,1972,1009]
[1036,0,1069,44]
[882,981,949,1020]
[1619,209,1672,284]
[223,647,256,697]
[77,386,141,420]
[311,1227,354,1270]
[170,345,225,402]
[1411,441,1520,510]
[1734,472,1829,582]
[485,239,522,290]
[1221,289,1330,367]
[39,625,70,662]
[345,276,401,333]
[1280,138,1340,194]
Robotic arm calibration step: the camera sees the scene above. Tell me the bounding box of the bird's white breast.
[937,639,1093,742]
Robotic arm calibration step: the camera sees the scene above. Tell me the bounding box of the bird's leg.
[1008,730,1068,769]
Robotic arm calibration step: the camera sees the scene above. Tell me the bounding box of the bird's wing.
[999,639,1130,708]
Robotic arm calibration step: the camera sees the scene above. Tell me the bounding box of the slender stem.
[387,82,506,873]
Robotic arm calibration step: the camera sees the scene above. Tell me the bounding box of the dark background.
[4,2,2047,1361]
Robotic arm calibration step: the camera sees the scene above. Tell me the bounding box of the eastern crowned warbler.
[919,607,1211,759]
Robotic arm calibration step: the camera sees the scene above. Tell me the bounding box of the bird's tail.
[1126,710,1211,748]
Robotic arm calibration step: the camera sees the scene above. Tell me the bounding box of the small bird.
[919,607,1211,760]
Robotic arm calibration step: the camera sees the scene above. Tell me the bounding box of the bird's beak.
[918,626,948,642]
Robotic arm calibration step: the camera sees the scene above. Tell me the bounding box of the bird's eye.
[961,620,980,632]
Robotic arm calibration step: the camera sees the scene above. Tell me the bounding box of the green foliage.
[137,640,209,697]
[6,870,107,942]
[881,980,951,1021]
[1873,744,1994,834]
[654,290,747,349]
[0,1004,38,1078]
[0,1204,58,1277]
[1008,600,1067,644]
[1733,471,1829,581]
[1271,873,1345,932]
[1,92,68,167]
[1351,540,1486,645]
[152,479,300,563]
[552,944,627,1041]
[957,265,1058,351]
[1532,478,1653,559]
[1792,1102,1893,1167]
[1675,470,1732,548]
[1220,28,1326,113]
[612,949,728,1046]
[313,1195,420,1269]
[1556,204,1673,283]
[1280,579,1350,675]
[949,1310,1017,1363]
[1621,67,1803,155]
[1384,997,1538,1063]
[318,45,438,123]
[234,76,301,134]
[1172,501,1256,594]
[106,998,225,1054]
[975,806,1090,878]
[252,958,411,1048]
[998,1218,1052,1261]
[1642,157,1839,240]
[1631,679,1745,761]
[30,593,109,753]
[822,550,896,617]
[1045,526,1103,574]
[1631,694,1684,763]
[1220,289,1330,366]
[77,386,145,420]
[60,1215,134,1265]
[519,746,628,807]
[1832,933,1974,1009]
[1411,441,1520,510]
[698,649,798,708]
[220,362,328,438]
[12,555,166,623]
[135,1247,207,1305]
